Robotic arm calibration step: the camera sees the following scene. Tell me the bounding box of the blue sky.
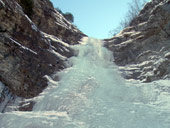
[50,0,148,39]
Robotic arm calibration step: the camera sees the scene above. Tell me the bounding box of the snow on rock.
[42,32,69,48]
[40,31,74,60]
[164,52,170,59]
[24,15,38,32]
[10,38,37,55]
[0,0,5,7]
[48,49,66,60]
[0,38,170,128]
[0,0,84,112]
[104,0,170,82]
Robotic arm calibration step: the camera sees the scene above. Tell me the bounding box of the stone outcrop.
[104,0,170,82]
[0,0,85,112]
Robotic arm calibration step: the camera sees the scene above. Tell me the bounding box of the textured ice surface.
[0,38,170,128]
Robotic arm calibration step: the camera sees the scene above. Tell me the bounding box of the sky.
[50,0,148,39]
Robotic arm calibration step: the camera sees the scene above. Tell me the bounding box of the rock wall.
[0,0,85,112]
[104,0,170,82]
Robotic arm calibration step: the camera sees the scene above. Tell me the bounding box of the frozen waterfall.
[0,37,170,128]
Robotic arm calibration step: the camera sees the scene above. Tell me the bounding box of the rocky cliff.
[1,0,170,112]
[0,0,85,112]
[104,0,170,82]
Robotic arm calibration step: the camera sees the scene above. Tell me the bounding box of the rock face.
[0,0,85,112]
[104,0,170,82]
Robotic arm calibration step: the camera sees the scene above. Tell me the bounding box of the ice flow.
[0,37,170,128]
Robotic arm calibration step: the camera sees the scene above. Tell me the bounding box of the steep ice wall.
[0,38,170,128]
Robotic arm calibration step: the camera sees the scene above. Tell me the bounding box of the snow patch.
[10,38,37,55]
[48,49,66,60]
[24,15,38,32]
[42,32,69,47]
[0,0,5,6]
[164,52,170,58]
